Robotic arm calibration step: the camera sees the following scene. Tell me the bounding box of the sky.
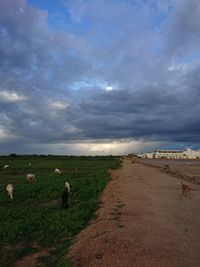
[0,0,200,155]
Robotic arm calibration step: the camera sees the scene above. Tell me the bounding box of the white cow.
[6,184,14,201]
[26,173,36,183]
[55,168,62,174]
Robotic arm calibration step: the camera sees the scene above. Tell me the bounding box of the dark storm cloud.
[0,0,200,154]
[72,77,200,142]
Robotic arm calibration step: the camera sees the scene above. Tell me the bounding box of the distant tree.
[9,153,17,158]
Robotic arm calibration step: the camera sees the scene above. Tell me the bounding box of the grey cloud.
[0,0,90,92]
[164,0,200,56]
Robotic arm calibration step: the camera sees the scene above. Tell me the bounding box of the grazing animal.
[181,181,191,196]
[29,162,32,166]
[64,180,72,193]
[62,180,72,209]
[6,184,13,201]
[55,168,62,174]
[3,164,9,169]
[26,173,36,183]
[164,164,170,173]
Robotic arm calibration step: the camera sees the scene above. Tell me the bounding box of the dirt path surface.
[69,160,200,267]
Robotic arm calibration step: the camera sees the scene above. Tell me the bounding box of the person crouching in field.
[61,180,72,209]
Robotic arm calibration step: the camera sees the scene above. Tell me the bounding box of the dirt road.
[69,160,200,267]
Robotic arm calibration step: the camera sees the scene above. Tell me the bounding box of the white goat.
[6,184,14,201]
[26,173,36,183]
[55,168,62,174]
[28,162,32,166]
[3,164,9,169]
[64,181,72,193]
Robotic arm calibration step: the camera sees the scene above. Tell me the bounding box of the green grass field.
[0,155,120,267]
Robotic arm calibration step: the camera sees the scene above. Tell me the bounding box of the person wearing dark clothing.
[61,189,69,209]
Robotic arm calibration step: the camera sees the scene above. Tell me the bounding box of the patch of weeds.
[95,252,103,259]
[110,208,123,221]
[93,232,101,239]
[117,224,125,228]
[93,230,106,239]
[92,212,99,222]
[115,211,123,216]
[115,203,125,209]
[57,258,72,267]
[112,215,120,221]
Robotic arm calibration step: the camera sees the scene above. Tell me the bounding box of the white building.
[154,150,184,159]
[137,152,154,159]
[137,148,200,159]
[184,148,200,159]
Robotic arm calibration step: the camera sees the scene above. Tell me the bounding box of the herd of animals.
[3,164,72,208]
[3,160,192,205]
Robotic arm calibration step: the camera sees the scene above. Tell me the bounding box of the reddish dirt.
[69,160,200,267]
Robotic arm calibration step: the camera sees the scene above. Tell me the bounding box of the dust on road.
[69,160,200,267]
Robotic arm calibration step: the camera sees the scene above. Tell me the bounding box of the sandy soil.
[69,160,200,267]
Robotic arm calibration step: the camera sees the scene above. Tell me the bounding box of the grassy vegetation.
[0,155,120,267]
